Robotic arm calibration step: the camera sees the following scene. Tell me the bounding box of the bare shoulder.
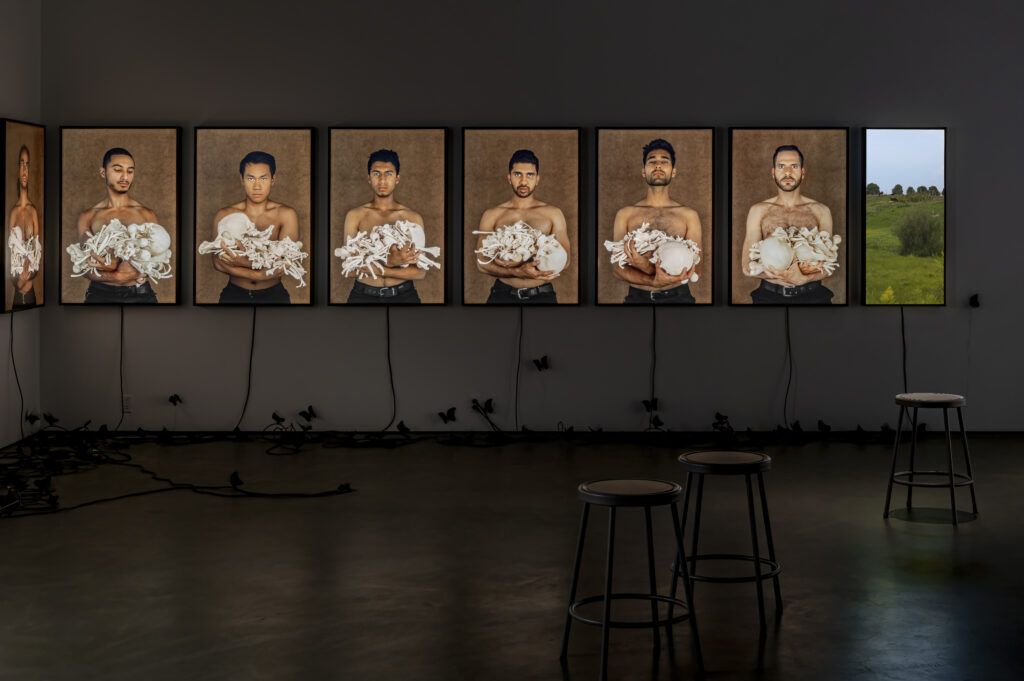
[615,204,639,221]
[747,199,771,216]
[540,203,566,220]
[802,196,832,213]
[140,206,159,223]
[344,204,369,221]
[674,204,700,221]
[405,209,425,225]
[272,201,298,219]
[77,204,100,228]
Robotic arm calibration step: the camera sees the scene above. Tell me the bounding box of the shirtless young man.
[741,145,836,304]
[476,149,570,304]
[611,138,702,304]
[9,145,40,309]
[342,149,425,304]
[212,151,299,304]
[76,148,159,304]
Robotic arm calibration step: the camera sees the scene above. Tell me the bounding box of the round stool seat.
[578,479,682,507]
[895,392,966,408]
[677,451,771,475]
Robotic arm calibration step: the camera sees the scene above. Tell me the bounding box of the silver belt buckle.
[516,287,531,300]
[782,286,798,297]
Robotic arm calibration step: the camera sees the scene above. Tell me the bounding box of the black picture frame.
[728,127,850,307]
[462,127,583,307]
[193,127,316,307]
[595,127,715,306]
[862,127,947,307]
[328,127,449,306]
[59,126,182,306]
[3,118,45,313]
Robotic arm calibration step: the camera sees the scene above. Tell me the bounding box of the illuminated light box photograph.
[194,128,314,306]
[596,128,713,305]
[329,128,447,305]
[3,119,45,312]
[463,128,580,305]
[863,128,945,306]
[730,128,848,306]
[60,127,181,305]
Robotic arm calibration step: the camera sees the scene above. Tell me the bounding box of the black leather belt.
[496,280,555,300]
[630,284,689,301]
[759,281,822,297]
[354,280,415,298]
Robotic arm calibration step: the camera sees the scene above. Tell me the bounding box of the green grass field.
[864,194,945,304]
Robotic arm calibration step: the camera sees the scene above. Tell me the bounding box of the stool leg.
[906,407,919,510]
[599,507,617,681]
[884,405,906,518]
[667,474,692,625]
[670,501,704,674]
[757,472,782,613]
[643,506,661,656]
[943,409,958,526]
[745,473,767,630]
[560,503,590,664]
[957,407,978,515]
[690,474,705,577]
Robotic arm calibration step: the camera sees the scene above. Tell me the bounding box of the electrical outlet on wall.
[122,395,133,414]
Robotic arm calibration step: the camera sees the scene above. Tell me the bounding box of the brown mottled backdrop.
[194,128,313,305]
[329,129,445,304]
[730,129,847,304]
[597,129,713,304]
[60,128,179,304]
[4,121,45,311]
[463,129,579,304]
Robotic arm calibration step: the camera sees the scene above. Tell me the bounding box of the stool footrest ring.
[568,593,692,629]
[893,471,974,488]
[684,553,782,583]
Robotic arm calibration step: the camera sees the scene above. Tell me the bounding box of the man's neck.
[644,185,673,206]
[105,189,134,208]
[774,189,804,207]
[245,198,270,215]
[17,188,29,207]
[509,195,539,209]
[371,195,398,211]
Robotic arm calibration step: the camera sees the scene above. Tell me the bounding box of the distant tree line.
[866,183,943,197]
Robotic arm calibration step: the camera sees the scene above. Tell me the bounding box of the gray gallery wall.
[1,0,42,448]
[20,0,1024,437]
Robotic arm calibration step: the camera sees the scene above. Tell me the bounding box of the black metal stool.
[560,479,703,680]
[670,451,782,631]
[884,392,978,525]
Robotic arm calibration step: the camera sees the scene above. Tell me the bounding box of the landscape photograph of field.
[864,129,945,305]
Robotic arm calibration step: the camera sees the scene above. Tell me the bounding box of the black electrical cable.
[648,306,657,430]
[381,306,397,431]
[234,307,257,431]
[514,306,523,431]
[9,313,25,441]
[114,305,125,431]
[899,305,908,393]
[783,307,793,428]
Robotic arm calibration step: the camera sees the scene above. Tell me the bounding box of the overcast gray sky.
[866,129,945,193]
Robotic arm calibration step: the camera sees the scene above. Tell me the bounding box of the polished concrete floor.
[1,433,1021,680]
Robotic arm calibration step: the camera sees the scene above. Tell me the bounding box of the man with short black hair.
[610,138,702,304]
[740,144,836,304]
[341,148,427,303]
[475,149,570,304]
[212,150,299,303]
[75,147,160,303]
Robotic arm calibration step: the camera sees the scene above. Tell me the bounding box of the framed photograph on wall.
[863,128,946,306]
[194,127,314,306]
[730,128,848,306]
[462,128,580,305]
[4,119,45,312]
[596,128,713,305]
[60,127,181,305]
[329,128,447,305]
